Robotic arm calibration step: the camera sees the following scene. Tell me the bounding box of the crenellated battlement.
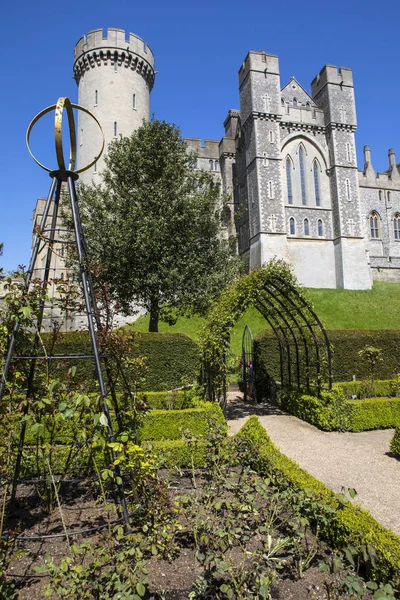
[74,28,154,63]
[74,28,155,88]
[311,64,353,96]
[239,51,279,87]
[184,138,220,159]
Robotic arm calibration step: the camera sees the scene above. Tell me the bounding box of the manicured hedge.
[347,398,400,432]
[143,439,207,468]
[140,401,226,441]
[16,331,200,392]
[255,329,400,384]
[390,427,400,457]
[278,388,400,432]
[135,333,200,391]
[334,379,400,399]
[138,390,200,410]
[236,416,400,584]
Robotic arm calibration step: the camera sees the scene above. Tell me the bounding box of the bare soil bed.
[1,468,379,600]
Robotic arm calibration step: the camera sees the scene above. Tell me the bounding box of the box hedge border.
[278,388,400,432]
[142,439,207,469]
[236,416,400,584]
[140,401,226,441]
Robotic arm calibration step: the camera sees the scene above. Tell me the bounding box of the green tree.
[77,119,240,332]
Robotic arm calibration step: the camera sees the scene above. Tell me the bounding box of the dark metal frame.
[241,324,256,402]
[0,169,130,528]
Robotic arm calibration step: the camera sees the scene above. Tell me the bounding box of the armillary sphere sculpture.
[0,98,130,526]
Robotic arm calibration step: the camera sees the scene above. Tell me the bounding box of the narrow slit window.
[269,130,274,143]
[268,181,274,198]
[299,146,307,205]
[289,217,295,235]
[95,90,98,105]
[313,161,321,207]
[394,214,400,240]
[286,158,293,204]
[345,178,351,201]
[132,93,136,109]
[304,218,310,236]
[318,219,323,237]
[114,121,117,137]
[379,190,383,202]
[388,191,392,203]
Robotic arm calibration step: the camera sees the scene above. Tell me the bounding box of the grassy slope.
[129,281,400,356]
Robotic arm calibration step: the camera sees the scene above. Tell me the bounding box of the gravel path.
[226,392,400,536]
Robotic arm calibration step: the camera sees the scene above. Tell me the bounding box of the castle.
[33,28,400,300]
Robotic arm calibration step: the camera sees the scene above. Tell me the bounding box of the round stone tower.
[73,28,155,184]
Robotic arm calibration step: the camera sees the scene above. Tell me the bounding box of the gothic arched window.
[286,158,293,204]
[394,214,400,240]
[293,98,298,106]
[318,219,323,237]
[369,212,380,239]
[289,217,295,235]
[313,160,321,207]
[299,145,307,205]
[304,218,310,236]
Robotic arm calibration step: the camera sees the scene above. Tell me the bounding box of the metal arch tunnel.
[206,274,332,406]
[252,276,332,396]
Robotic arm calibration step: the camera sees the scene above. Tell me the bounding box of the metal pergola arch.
[257,277,332,395]
[205,273,332,405]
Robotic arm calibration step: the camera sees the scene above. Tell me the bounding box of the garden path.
[226,388,400,536]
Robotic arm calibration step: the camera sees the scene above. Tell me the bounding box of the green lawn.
[128,281,400,356]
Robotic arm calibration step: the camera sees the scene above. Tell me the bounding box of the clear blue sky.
[1,0,399,270]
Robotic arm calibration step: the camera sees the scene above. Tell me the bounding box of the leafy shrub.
[280,388,350,431]
[236,416,400,584]
[390,427,400,457]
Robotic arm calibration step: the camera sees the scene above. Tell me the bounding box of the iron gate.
[241,324,256,402]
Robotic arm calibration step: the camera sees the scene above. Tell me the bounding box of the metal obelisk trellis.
[0,97,130,527]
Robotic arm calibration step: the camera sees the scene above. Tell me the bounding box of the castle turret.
[73,28,155,184]
[312,64,371,289]
[238,51,286,268]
